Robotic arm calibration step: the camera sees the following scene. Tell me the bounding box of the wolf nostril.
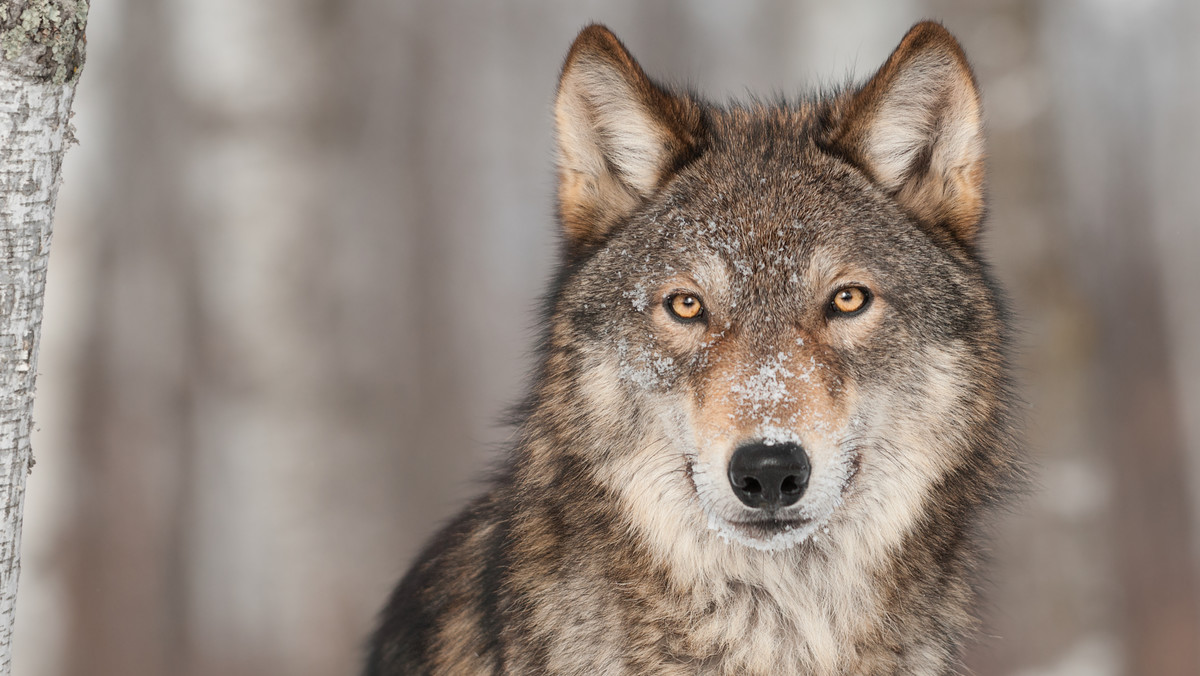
[739,477,762,494]
[780,475,800,495]
[728,441,810,510]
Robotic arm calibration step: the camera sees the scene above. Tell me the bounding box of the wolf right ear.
[832,22,986,246]
[555,25,706,252]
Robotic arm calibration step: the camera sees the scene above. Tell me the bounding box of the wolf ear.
[555,25,705,251]
[833,22,986,246]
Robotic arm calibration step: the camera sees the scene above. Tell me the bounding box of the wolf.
[366,20,1023,675]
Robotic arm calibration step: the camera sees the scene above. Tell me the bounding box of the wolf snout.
[727,441,811,510]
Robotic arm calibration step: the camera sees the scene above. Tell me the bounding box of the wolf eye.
[829,286,871,316]
[665,292,704,322]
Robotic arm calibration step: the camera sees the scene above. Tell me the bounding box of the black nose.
[728,441,811,510]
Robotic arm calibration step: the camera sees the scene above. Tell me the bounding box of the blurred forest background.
[11,0,1200,674]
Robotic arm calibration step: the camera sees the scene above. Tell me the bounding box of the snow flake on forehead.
[622,281,649,312]
[668,215,809,287]
[610,205,813,322]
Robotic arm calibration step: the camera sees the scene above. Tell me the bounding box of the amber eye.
[829,286,870,316]
[665,293,705,322]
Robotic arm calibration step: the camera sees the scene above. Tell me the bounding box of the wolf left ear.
[833,22,986,246]
[555,25,705,252]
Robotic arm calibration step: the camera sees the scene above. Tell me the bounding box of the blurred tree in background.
[10,1,1200,675]
[0,1,88,673]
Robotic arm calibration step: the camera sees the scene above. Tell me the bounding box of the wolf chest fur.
[366,20,1022,676]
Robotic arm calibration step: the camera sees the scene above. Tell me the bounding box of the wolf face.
[552,24,1004,561]
[367,21,1021,676]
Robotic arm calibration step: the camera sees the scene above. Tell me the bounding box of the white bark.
[0,1,86,672]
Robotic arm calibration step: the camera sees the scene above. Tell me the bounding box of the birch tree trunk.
[0,1,87,672]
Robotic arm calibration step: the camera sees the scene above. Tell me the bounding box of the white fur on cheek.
[838,345,973,567]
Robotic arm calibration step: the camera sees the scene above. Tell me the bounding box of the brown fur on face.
[365,21,1024,676]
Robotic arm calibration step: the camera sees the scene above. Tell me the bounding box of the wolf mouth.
[727,515,813,537]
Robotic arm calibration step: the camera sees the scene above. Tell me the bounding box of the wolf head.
[528,23,1013,563]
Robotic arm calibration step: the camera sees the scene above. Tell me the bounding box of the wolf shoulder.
[363,492,511,675]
